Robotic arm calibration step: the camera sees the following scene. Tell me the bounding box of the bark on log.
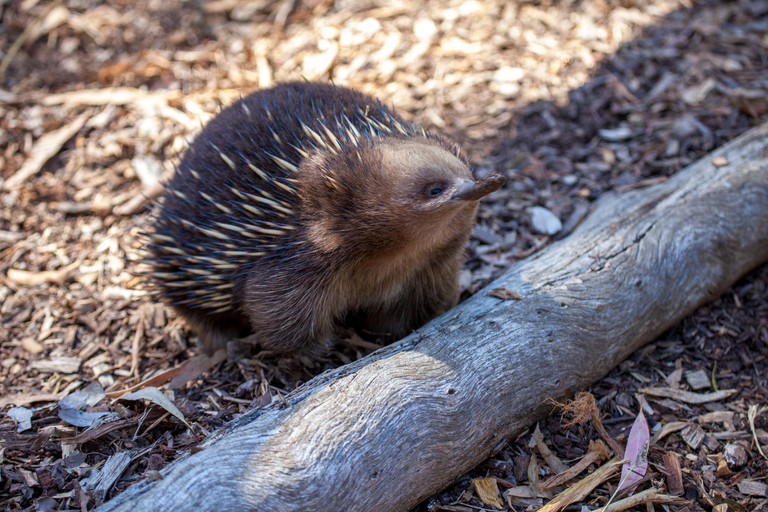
[99,122,768,512]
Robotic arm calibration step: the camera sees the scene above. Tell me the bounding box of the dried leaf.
[169,349,227,390]
[0,392,65,409]
[60,381,105,410]
[639,387,736,404]
[58,408,118,428]
[105,365,185,399]
[618,405,649,493]
[8,407,33,432]
[117,387,191,429]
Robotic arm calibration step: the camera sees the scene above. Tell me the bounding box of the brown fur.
[143,82,504,356]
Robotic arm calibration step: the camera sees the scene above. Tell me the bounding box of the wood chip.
[540,447,603,491]
[537,458,624,512]
[6,260,81,286]
[681,424,705,450]
[650,421,689,446]
[3,112,90,190]
[715,458,733,478]
[684,369,710,390]
[662,452,684,495]
[84,451,134,501]
[736,480,768,496]
[29,356,82,374]
[698,411,734,424]
[533,424,569,474]
[488,287,523,300]
[42,87,179,106]
[21,337,44,355]
[472,478,504,510]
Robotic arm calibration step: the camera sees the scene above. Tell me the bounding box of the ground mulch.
[0,0,767,510]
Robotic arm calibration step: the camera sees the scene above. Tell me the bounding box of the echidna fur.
[142,82,475,353]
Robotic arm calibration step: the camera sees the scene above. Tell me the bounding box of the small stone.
[472,224,502,245]
[530,206,562,235]
[495,82,521,99]
[561,174,578,186]
[723,442,749,468]
[670,114,699,139]
[494,66,525,82]
[711,156,729,167]
[598,126,633,141]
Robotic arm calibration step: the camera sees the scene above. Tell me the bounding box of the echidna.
[143,82,504,356]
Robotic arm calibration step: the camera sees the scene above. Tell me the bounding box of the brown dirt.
[0,0,766,510]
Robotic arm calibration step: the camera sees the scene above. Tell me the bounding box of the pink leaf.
[618,405,650,494]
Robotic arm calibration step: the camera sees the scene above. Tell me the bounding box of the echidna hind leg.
[172,306,250,355]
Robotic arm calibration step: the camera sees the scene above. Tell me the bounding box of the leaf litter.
[1,0,767,510]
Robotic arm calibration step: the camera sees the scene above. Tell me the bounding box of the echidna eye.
[429,187,444,197]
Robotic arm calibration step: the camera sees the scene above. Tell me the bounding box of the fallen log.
[99,121,768,511]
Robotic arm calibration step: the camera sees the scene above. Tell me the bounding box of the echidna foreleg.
[352,256,462,342]
[241,269,336,355]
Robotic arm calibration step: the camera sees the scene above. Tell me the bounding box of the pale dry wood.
[99,122,768,512]
[539,458,625,512]
[596,487,687,512]
[3,112,90,190]
[84,451,133,501]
